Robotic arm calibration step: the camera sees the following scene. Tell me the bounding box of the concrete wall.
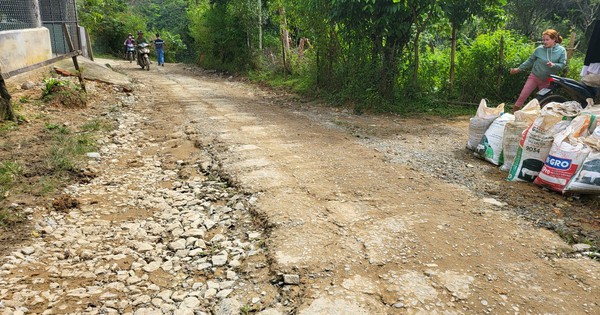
[0,27,52,74]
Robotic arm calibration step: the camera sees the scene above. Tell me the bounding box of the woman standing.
[510,29,567,111]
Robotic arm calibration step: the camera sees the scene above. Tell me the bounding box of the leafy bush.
[189,3,251,71]
[41,78,87,108]
[150,31,187,63]
[453,30,533,103]
[78,0,146,56]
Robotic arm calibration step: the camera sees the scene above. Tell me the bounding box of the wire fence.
[0,0,81,54]
[40,0,81,54]
[0,0,40,31]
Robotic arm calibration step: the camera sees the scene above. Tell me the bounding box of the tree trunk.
[0,78,16,122]
[279,7,290,73]
[412,7,433,89]
[258,0,262,50]
[413,31,420,85]
[379,38,398,100]
[449,25,457,95]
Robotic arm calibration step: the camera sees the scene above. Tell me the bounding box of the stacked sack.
[466,98,600,195]
[467,99,505,151]
[500,100,540,172]
[507,101,581,182]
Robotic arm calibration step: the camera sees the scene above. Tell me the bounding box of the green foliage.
[79,0,598,114]
[81,118,117,132]
[78,0,147,55]
[45,130,96,174]
[45,122,70,134]
[0,208,24,228]
[150,31,187,63]
[188,1,252,71]
[42,78,71,97]
[0,121,18,133]
[41,78,87,107]
[0,161,23,199]
[564,54,585,79]
[453,30,532,103]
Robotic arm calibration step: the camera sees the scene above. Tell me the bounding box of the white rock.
[572,243,592,252]
[215,298,242,315]
[180,296,200,309]
[204,288,217,299]
[482,198,506,207]
[283,274,300,285]
[143,261,162,272]
[216,289,233,298]
[21,247,35,255]
[169,239,187,251]
[212,254,228,266]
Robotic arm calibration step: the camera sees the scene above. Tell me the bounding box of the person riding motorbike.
[135,30,148,45]
[134,31,151,70]
[123,33,136,61]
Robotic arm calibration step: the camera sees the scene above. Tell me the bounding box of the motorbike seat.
[550,74,598,97]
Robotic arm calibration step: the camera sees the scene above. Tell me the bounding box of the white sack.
[466,99,504,151]
[476,113,515,165]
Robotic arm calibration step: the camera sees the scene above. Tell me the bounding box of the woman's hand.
[546,61,554,68]
[510,68,520,75]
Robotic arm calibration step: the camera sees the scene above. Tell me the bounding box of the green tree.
[188,0,251,70]
[504,0,559,39]
[440,0,506,96]
[78,0,147,55]
[130,0,197,61]
[328,0,436,100]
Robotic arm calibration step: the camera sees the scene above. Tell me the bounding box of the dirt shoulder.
[0,58,598,314]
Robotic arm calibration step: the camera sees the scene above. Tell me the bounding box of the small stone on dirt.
[482,198,506,207]
[21,81,35,90]
[86,152,101,159]
[572,243,592,252]
[283,274,300,285]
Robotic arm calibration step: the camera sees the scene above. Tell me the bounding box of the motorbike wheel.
[144,55,150,71]
[538,94,568,107]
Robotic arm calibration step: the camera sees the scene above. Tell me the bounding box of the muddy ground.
[0,58,598,314]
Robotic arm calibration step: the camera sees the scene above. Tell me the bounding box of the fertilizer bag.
[476,113,514,165]
[500,100,541,172]
[507,103,580,182]
[564,127,600,194]
[467,99,504,151]
[533,116,593,193]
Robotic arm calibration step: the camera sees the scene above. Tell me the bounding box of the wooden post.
[497,35,505,94]
[85,28,94,61]
[567,31,576,61]
[279,7,290,74]
[62,23,86,92]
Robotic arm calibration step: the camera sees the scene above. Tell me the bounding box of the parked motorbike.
[136,43,150,71]
[126,43,136,63]
[535,74,598,108]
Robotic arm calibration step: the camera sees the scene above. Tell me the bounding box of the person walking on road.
[154,33,165,66]
[510,29,566,111]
